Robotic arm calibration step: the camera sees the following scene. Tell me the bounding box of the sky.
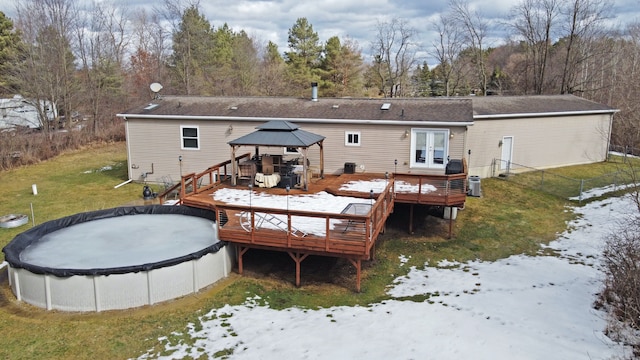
[134,182,637,359]
[1,0,639,66]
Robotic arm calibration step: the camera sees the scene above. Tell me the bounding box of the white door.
[500,136,513,170]
[411,129,448,169]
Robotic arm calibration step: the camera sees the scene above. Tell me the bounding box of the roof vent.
[381,103,391,110]
[332,104,339,109]
[230,106,238,110]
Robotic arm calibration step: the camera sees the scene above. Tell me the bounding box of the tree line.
[0,0,638,148]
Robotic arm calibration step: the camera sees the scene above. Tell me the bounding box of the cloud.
[0,0,637,64]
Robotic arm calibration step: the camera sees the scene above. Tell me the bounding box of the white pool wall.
[7,244,235,312]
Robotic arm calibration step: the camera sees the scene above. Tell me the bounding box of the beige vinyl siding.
[127,120,265,182]
[126,119,466,183]
[282,123,465,175]
[466,114,611,177]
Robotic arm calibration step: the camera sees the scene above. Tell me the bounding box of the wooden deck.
[160,156,467,291]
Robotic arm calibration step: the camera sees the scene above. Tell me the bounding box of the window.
[283,147,299,155]
[181,126,199,150]
[345,131,361,146]
[410,129,449,169]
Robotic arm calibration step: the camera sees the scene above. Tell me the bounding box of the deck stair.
[239,211,307,237]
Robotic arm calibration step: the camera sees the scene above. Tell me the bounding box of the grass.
[0,142,590,359]
[505,155,640,199]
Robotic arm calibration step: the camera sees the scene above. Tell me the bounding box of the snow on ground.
[137,190,637,360]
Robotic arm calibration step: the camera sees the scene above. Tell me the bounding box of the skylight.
[144,103,159,110]
[381,103,391,110]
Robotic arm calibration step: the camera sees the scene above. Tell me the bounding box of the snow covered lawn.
[138,194,636,359]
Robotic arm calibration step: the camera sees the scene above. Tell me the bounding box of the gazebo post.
[301,147,309,191]
[231,146,237,186]
[319,141,325,179]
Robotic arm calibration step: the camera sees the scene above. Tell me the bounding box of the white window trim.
[283,147,300,155]
[180,125,200,150]
[345,131,361,146]
[409,128,449,169]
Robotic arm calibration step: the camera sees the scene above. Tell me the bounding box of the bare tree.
[448,0,489,95]
[509,0,559,94]
[370,18,418,97]
[128,8,170,99]
[75,1,129,134]
[14,0,79,133]
[429,13,463,96]
[558,0,613,94]
[605,22,640,150]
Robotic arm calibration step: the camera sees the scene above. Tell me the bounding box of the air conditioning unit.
[468,176,481,197]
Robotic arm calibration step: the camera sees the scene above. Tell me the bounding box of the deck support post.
[448,212,453,239]
[409,204,414,234]
[237,246,250,274]
[347,258,362,292]
[287,252,309,287]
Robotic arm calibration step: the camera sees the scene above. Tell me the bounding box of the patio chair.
[238,211,307,237]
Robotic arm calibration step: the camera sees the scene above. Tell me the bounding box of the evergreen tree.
[320,36,364,97]
[230,30,259,95]
[284,18,322,95]
[168,5,215,95]
[412,62,432,96]
[260,41,287,96]
[0,12,23,94]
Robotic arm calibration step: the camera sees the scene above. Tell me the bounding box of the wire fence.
[492,158,639,202]
[609,144,640,158]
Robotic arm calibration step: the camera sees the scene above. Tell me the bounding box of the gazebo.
[228,120,325,190]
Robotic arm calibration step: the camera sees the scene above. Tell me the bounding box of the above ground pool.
[2,205,234,312]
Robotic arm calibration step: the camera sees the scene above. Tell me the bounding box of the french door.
[411,129,448,169]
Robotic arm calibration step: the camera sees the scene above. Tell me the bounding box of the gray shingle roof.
[228,120,325,147]
[118,94,617,123]
[471,95,616,116]
[121,96,474,123]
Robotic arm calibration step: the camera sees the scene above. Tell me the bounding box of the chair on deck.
[239,211,307,237]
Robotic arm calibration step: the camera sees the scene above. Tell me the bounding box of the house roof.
[117,94,617,125]
[118,96,474,124]
[228,120,325,147]
[471,95,617,118]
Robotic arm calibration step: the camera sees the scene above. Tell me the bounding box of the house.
[0,95,58,130]
[468,95,617,178]
[117,91,617,290]
[117,90,616,184]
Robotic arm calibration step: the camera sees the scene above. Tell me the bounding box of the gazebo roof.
[228,120,325,147]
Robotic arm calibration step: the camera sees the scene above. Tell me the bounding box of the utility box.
[468,175,481,197]
[344,162,356,174]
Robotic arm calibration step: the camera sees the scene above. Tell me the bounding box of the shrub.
[0,118,125,171]
[599,214,640,356]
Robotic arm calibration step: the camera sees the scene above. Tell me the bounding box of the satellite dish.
[150,82,163,93]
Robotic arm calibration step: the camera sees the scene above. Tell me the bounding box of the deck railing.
[393,172,468,206]
[158,152,251,204]
[214,180,395,259]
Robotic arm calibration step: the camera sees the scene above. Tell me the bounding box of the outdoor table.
[340,203,372,232]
